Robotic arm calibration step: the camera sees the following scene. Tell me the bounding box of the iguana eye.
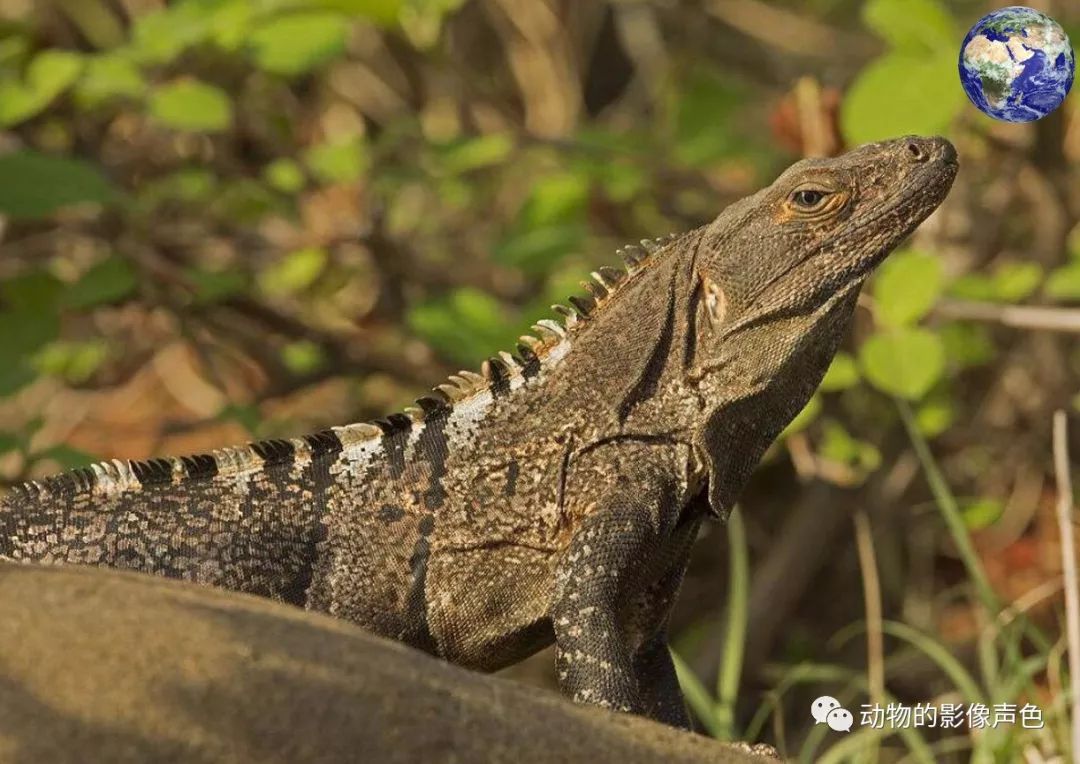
[790,189,829,208]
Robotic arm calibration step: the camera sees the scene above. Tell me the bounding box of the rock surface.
[0,563,775,763]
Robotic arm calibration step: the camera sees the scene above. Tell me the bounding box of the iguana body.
[1,136,957,726]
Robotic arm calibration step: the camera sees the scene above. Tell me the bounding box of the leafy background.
[0,0,1079,760]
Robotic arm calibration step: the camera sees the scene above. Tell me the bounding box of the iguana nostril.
[906,141,928,162]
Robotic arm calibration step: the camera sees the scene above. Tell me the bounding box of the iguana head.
[693,135,958,348]
[687,135,957,516]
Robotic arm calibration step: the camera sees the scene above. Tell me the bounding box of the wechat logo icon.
[812,696,854,733]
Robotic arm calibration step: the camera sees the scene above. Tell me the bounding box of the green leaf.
[304,138,368,183]
[33,340,109,383]
[950,260,1043,303]
[136,168,218,211]
[1068,223,1080,262]
[281,340,325,374]
[820,420,881,472]
[0,36,30,69]
[0,150,117,219]
[64,257,137,309]
[960,498,1004,531]
[432,134,514,175]
[915,394,955,437]
[0,307,60,396]
[841,51,963,144]
[862,0,956,53]
[148,79,232,133]
[258,247,328,295]
[872,249,943,327]
[0,50,84,126]
[493,224,585,274]
[249,12,349,75]
[819,352,860,392]
[0,365,37,397]
[591,159,647,203]
[859,328,945,400]
[185,267,249,305]
[991,261,1042,302]
[1,270,64,313]
[939,322,995,368]
[75,54,146,105]
[948,273,997,301]
[408,287,520,364]
[309,0,401,25]
[0,431,21,456]
[1045,262,1080,301]
[217,403,261,436]
[205,0,256,50]
[212,178,282,222]
[129,5,213,65]
[493,172,589,273]
[675,71,747,165]
[263,158,306,193]
[518,172,589,229]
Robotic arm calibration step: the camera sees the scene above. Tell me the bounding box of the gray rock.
[0,563,776,763]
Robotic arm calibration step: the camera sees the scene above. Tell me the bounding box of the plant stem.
[896,399,1000,615]
[1052,410,1079,762]
[715,504,749,740]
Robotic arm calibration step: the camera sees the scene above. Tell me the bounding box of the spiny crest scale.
[12,231,683,499]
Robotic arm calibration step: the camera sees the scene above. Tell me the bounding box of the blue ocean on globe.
[959,6,1075,123]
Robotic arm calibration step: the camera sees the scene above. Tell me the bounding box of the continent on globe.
[959,6,1075,123]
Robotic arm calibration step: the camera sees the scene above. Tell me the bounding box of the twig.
[704,0,873,58]
[1052,410,1079,762]
[795,77,830,158]
[994,579,1065,630]
[934,300,1080,334]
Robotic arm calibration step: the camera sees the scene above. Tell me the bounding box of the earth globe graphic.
[959,6,1075,122]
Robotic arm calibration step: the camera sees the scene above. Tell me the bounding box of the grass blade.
[880,620,984,704]
[896,399,999,614]
[715,505,750,739]
[671,649,721,737]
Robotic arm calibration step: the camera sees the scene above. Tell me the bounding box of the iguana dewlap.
[1,136,957,726]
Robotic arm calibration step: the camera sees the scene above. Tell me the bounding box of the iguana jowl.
[1,136,957,726]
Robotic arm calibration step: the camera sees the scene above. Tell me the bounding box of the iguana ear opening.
[701,276,728,326]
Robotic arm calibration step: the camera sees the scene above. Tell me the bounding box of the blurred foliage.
[1,0,1079,760]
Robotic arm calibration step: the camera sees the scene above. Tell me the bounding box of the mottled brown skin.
[0,136,957,726]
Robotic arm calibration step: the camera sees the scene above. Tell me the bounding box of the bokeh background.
[0,0,1079,760]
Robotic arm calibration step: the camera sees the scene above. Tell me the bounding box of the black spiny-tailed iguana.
[0,136,957,727]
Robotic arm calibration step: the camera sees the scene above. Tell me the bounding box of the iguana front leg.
[634,630,689,727]
[629,512,701,728]
[551,477,688,719]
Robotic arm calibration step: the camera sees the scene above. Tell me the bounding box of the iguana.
[0,136,957,727]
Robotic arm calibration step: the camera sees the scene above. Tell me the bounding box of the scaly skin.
[0,136,957,726]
